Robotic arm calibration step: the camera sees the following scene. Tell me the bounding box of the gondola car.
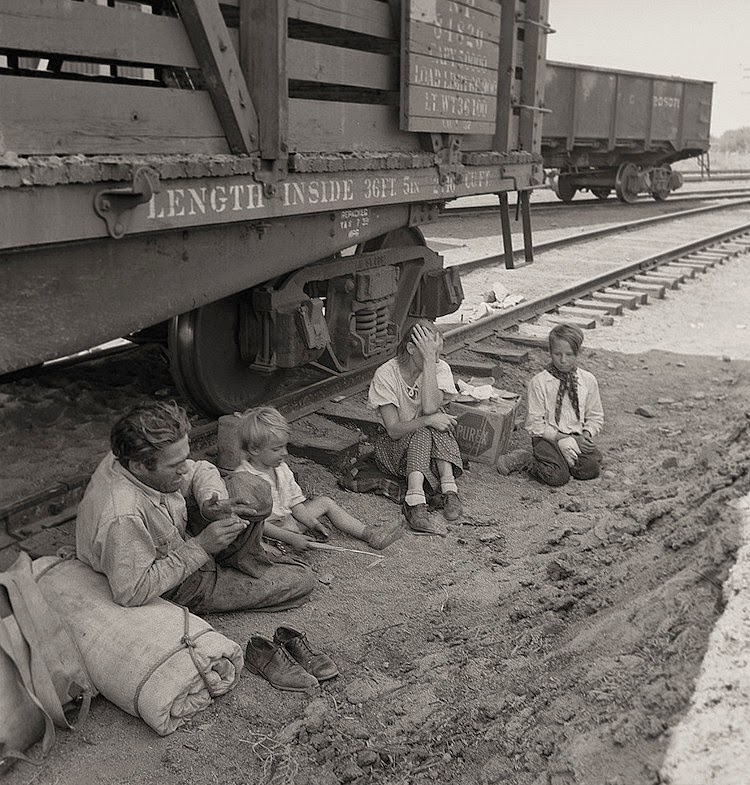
[0,0,549,415]
[542,60,713,203]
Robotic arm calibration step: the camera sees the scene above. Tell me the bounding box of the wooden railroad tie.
[448,359,500,379]
[472,345,529,364]
[663,263,697,278]
[543,313,597,330]
[496,331,548,349]
[593,290,642,309]
[555,307,614,327]
[691,251,727,263]
[636,272,682,288]
[602,286,648,305]
[667,260,709,272]
[569,299,623,316]
[621,281,666,298]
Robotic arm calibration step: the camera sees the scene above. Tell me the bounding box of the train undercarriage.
[1,203,468,417]
[167,226,463,415]
[550,162,684,204]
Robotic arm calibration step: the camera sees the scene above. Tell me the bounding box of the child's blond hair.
[239,406,290,453]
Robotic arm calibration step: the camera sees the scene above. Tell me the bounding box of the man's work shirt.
[526,367,604,442]
[76,453,227,606]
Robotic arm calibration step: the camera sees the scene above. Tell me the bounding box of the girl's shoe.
[442,491,463,521]
[365,519,405,550]
[403,503,447,536]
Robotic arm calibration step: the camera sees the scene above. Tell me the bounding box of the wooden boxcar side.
[542,60,713,203]
[0,0,550,414]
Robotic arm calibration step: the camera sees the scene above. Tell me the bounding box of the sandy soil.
[2,220,750,785]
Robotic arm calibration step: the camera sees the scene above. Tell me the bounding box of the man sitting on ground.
[76,401,316,612]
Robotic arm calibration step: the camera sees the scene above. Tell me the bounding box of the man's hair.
[239,406,290,453]
[548,323,584,355]
[111,401,190,470]
[396,319,441,364]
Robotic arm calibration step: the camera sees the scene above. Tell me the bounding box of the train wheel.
[650,166,672,201]
[552,175,577,203]
[170,227,430,416]
[168,294,313,417]
[615,163,640,204]
[591,187,611,200]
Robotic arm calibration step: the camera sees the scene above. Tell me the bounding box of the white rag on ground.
[32,557,243,736]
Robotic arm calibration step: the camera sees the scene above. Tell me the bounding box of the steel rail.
[440,189,750,219]
[7,195,747,384]
[443,221,750,349]
[448,197,750,273]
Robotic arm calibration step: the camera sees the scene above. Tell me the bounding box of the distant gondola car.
[542,61,713,203]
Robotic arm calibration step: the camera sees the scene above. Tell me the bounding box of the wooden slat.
[0,0,198,68]
[287,39,394,90]
[493,0,519,152]
[518,0,548,154]
[289,99,417,152]
[174,0,257,155]
[288,0,395,39]
[0,77,229,155]
[241,0,288,159]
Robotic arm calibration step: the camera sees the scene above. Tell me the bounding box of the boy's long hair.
[111,400,190,470]
[239,406,290,453]
[548,323,584,355]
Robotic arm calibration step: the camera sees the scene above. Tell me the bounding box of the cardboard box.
[448,392,520,466]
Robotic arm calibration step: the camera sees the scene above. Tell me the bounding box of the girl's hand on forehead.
[411,324,441,360]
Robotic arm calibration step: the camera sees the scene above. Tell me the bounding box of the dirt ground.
[2,239,750,785]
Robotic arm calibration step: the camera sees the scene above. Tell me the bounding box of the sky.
[545,1,750,136]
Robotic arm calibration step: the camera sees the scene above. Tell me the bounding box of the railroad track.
[7,196,750,382]
[441,187,750,219]
[3,218,749,553]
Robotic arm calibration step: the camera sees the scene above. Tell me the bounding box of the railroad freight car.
[0,0,549,416]
[542,61,713,203]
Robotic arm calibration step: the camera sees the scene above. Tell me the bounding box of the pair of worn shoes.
[403,491,462,536]
[245,626,338,692]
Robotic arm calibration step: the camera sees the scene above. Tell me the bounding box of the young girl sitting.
[367,320,463,535]
[498,323,604,486]
[229,407,403,551]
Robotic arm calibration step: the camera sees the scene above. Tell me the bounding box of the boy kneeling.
[498,323,604,486]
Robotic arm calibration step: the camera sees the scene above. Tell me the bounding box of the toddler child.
[497,323,604,486]
[367,320,463,535]
[230,407,403,551]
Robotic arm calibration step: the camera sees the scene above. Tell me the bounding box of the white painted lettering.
[209,185,227,213]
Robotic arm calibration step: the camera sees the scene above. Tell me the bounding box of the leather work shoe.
[364,519,405,550]
[441,491,463,521]
[274,626,339,682]
[403,503,447,536]
[496,449,533,476]
[244,635,319,692]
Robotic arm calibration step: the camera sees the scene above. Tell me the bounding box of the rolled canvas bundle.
[33,558,244,736]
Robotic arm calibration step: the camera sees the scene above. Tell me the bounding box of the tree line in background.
[711,128,750,154]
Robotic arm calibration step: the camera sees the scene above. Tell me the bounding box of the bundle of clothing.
[34,557,243,736]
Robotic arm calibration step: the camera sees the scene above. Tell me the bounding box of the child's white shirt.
[526,367,604,441]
